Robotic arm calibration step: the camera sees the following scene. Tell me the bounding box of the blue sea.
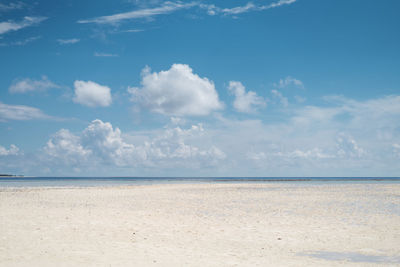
[0,177,400,187]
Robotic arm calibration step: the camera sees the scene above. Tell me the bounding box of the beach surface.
[0,183,399,266]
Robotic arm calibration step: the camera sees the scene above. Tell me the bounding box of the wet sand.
[0,183,399,266]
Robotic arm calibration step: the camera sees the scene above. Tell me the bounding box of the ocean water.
[0,177,400,187]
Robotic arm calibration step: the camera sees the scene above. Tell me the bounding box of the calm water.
[0,177,399,187]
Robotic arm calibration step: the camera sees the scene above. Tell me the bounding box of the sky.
[1,0,400,177]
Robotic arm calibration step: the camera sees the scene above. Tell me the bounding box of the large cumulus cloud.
[128,64,223,116]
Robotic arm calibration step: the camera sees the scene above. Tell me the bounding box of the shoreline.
[1,177,400,189]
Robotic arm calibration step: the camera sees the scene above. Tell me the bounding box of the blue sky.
[1,0,400,176]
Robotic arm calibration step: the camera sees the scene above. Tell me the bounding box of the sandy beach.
[0,183,399,266]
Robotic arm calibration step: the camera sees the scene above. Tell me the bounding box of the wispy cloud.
[264,0,298,9]
[226,0,297,15]
[77,0,297,27]
[0,2,25,12]
[0,16,47,35]
[122,29,144,33]
[78,2,196,24]
[268,76,304,107]
[94,52,118,57]
[271,89,289,107]
[57,38,80,45]
[0,102,52,121]
[274,76,304,89]
[221,2,256,15]
[9,76,59,94]
[14,36,40,45]
[202,0,298,16]
[0,36,41,46]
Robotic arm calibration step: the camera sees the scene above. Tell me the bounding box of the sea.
[0,177,400,187]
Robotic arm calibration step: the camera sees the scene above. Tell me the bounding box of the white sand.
[0,183,399,266]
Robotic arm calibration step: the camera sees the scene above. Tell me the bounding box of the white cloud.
[57,38,80,45]
[43,119,226,171]
[94,52,118,57]
[264,0,298,10]
[294,95,306,103]
[4,93,400,176]
[81,120,139,166]
[9,76,59,94]
[206,94,400,175]
[336,133,365,158]
[44,129,91,165]
[170,117,185,125]
[78,0,297,25]
[221,2,256,15]
[78,2,196,24]
[245,136,362,166]
[128,64,223,116]
[0,2,24,11]
[0,102,51,121]
[0,144,20,156]
[122,29,144,33]
[218,0,297,15]
[228,81,266,113]
[274,76,304,89]
[73,80,112,107]
[246,151,266,161]
[324,95,400,119]
[142,123,226,166]
[0,36,41,47]
[0,16,46,35]
[291,106,340,125]
[44,121,138,167]
[271,89,288,107]
[12,35,41,46]
[268,76,303,108]
[199,4,218,15]
[292,95,400,128]
[276,148,334,159]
